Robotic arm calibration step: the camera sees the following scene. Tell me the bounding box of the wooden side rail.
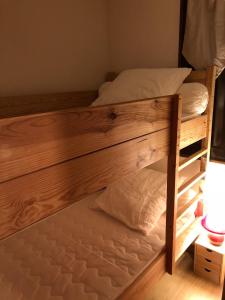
[0,95,178,241]
[118,253,166,300]
[0,90,97,118]
[0,96,172,183]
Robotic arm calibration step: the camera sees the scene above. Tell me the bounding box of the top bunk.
[0,66,216,241]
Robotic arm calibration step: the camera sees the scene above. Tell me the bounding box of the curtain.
[183,0,225,76]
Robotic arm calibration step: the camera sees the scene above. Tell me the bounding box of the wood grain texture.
[166,96,182,274]
[0,90,97,118]
[176,218,201,262]
[177,171,206,198]
[0,127,170,240]
[0,96,172,183]
[184,70,208,85]
[118,252,166,300]
[180,115,207,149]
[177,193,203,218]
[179,149,208,171]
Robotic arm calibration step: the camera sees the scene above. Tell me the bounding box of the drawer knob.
[205,258,212,263]
[204,268,211,273]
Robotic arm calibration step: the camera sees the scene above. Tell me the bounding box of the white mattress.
[0,192,194,300]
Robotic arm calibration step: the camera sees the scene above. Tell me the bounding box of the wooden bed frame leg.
[166,95,182,275]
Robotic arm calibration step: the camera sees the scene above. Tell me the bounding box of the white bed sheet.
[0,191,194,300]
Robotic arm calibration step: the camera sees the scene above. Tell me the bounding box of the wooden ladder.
[166,66,217,275]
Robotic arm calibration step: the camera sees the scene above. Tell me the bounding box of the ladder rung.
[176,217,201,261]
[177,171,206,198]
[179,149,208,171]
[177,192,203,218]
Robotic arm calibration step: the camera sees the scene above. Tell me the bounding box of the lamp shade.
[202,216,225,246]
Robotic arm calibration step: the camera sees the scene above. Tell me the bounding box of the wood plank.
[177,193,203,218]
[0,128,170,240]
[178,171,206,198]
[166,96,182,274]
[180,115,207,149]
[184,70,207,85]
[0,96,173,183]
[0,90,97,118]
[200,66,217,172]
[118,252,166,300]
[176,218,201,261]
[179,149,208,171]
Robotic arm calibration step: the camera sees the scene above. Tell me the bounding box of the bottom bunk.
[0,162,200,300]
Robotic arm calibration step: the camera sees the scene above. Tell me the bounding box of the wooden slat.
[166,96,182,274]
[0,90,97,118]
[176,218,201,261]
[180,115,207,149]
[177,171,206,198]
[118,252,166,300]
[0,127,170,240]
[0,96,173,183]
[179,149,208,171]
[177,193,203,218]
[184,70,207,85]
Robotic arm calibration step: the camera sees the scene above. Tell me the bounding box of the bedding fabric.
[92,68,191,107]
[0,193,194,300]
[94,71,209,120]
[178,83,209,117]
[94,168,167,235]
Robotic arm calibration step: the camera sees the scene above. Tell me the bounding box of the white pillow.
[94,168,167,235]
[178,83,209,116]
[92,68,191,106]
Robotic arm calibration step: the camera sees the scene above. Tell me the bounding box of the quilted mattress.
[0,193,194,300]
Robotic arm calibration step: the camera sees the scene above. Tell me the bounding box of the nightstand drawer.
[196,244,223,265]
[195,264,221,284]
[196,255,221,272]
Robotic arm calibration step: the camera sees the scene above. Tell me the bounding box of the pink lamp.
[201,216,225,246]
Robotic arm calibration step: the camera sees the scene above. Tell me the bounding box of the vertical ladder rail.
[166,95,182,275]
[201,66,216,172]
[166,66,216,275]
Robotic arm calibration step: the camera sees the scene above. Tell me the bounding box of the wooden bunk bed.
[0,66,216,300]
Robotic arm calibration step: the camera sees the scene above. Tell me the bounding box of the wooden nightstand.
[194,234,225,285]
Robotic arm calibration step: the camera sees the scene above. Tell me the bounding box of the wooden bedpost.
[200,65,217,171]
[166,94,182,274]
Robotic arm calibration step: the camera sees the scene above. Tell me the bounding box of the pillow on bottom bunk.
[93,168,167,235]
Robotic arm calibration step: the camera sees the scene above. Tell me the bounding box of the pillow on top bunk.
[93,168,167,235]
[178,83,209,117]
[92,68,191,106]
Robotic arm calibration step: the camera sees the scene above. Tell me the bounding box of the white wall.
[0,0,181,96]
[0,0,109,96]
[108,0,180,71]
